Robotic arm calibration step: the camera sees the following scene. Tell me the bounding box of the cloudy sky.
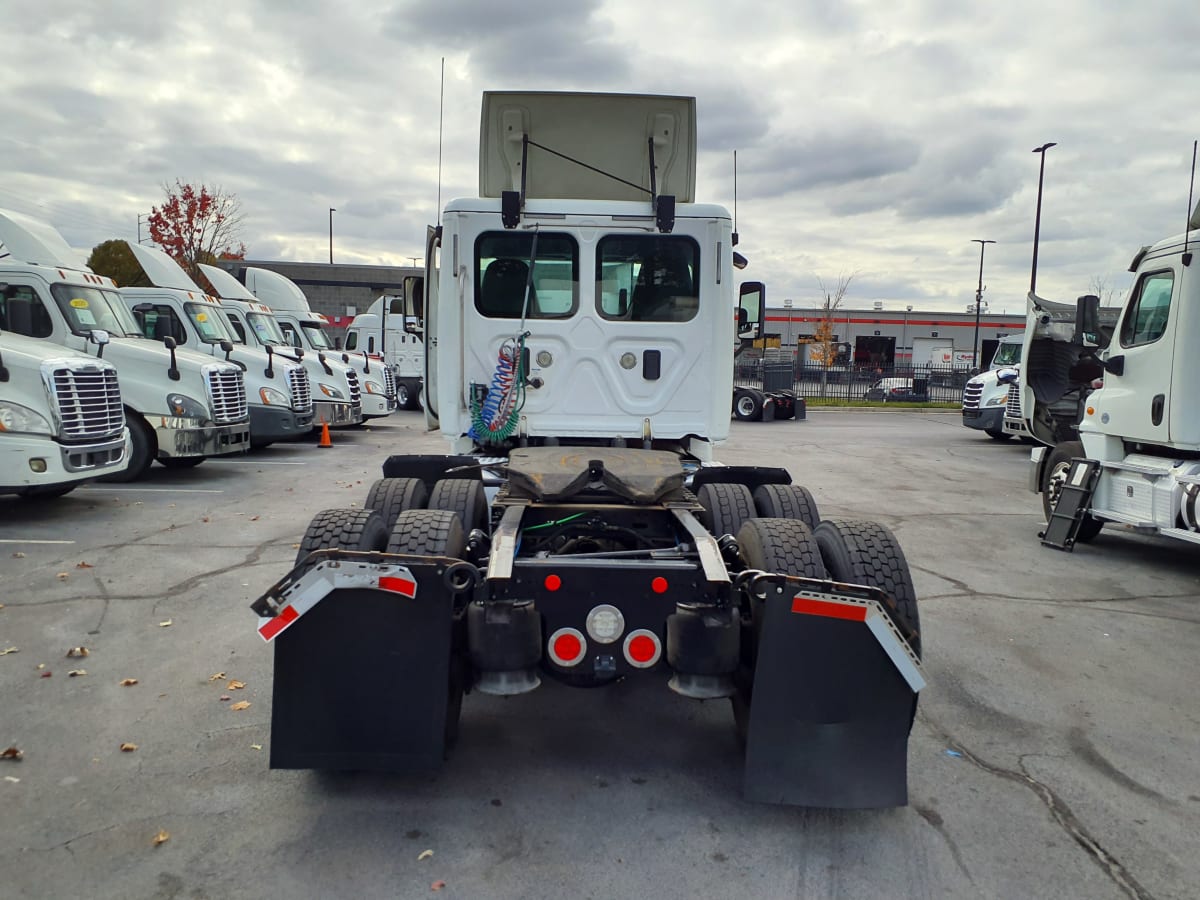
[3,0,1198,313]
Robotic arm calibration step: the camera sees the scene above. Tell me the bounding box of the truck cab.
[343,277,424,410]
[961,333,1023,439]
[0,209,251,480]
[240,267,397,419]
[120,243,313,448]
[198,264,364,429]
[0,329,130,497]
[1029,197,1200,547]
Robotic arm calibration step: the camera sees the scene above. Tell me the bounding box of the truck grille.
[205,365,249,423]
[962,381,983,411]
[288,367,313,413]
[382,364,395,398]
[1005,382,1022,418]
[345,369,361,404]
[47,361,124,442]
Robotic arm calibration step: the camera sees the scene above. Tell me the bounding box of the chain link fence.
[734,359,970,403]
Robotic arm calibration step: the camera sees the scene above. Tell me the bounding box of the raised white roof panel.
[126,241,204,292]
[199,263,258,301]
[244,267,311,312]
[0,208,90,270]
[479,92,696,203]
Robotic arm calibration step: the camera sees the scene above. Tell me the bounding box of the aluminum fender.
[151,419,250,458]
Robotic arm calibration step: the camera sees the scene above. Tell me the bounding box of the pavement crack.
[921,714,1156,900]
[912,803,976,887]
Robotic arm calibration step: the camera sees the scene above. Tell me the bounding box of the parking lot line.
[78,487,226,494]
[202,459,309,465]
[0,538,76,544]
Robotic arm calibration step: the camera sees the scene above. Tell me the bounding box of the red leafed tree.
[147,180,247,279]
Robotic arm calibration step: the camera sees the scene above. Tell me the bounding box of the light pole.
[902,305,912,370]
[971,239,995,370]
[1030,142,1056,294]
[329,208,336,264]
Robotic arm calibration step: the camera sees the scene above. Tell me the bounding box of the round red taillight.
[544,574,562,591]
[651,576,668,594]
[623,629,661,668]
[548,627,586,667]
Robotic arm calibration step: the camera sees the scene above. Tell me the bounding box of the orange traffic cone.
[317,420,333,449]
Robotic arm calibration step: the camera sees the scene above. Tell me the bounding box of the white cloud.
[1,0,1196,307]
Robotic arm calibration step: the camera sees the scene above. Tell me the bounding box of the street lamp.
[972,239,995,371]
[329,208,336,264]
[1030,142,1056,293]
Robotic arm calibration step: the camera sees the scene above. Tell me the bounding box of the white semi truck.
[1028,187,1200,550]
[343,280,424,410]
[198,264,364,428]
[0,329,130,497]
[0,210,250,480]
[249,92,924,809]
[239,267,397,419]
[120,243,313,448]
[960,333,1023,440]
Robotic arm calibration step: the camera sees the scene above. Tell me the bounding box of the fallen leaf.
[230,701,251,711]
[201,517,210,523]
[219,695,231,701]
[12,552,26,558]
[4,775,18,783]
[68,669,87,677]
[152,829,170,847]
[37,663,45,670]
[431,881,446,892]
[39,671,52,679]
[418,849,434,861]
[158,619,173,628]
[120,678,139,687]
[1,747,23,761]
[208,672,226,681]
[168,503,176,508]
[75,561,94,569]
[249,515,260,522]
[120,742,138,752]
[250,744,262,751]
[1,647,19,656]
[291,543,300,549]
[56,572,69,580]
[226,680,246,690]
[0,603,5,609]
[66,647,89,658]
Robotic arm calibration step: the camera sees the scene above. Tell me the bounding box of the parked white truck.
[198,264,364,428]
[1029,188,1200,550]
[960,333,1023,440]
[249,92,924,809]
[238,267,397,419]
[0,210,250,480]
[343,280,424,410]
[0,329,129,497]
[119,243,314,448]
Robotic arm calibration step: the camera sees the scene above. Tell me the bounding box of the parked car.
[864,377,926,402]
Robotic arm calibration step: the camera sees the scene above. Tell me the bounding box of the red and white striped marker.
[257,565,418,642]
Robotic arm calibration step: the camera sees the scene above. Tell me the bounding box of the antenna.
[1183,139,1197,267]
[732,150,739,246]
[436,57,445,226]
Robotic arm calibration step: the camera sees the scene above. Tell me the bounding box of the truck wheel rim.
[1046,460,1072,509]
[737,395,756,416]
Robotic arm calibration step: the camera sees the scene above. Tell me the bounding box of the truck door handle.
[1151,394,1164,426]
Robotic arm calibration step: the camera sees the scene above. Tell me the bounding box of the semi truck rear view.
[250,92,924,808]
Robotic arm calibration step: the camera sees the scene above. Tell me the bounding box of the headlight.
[319,383,345,399]
[362,380,384,394]
[259,386,289,406]
[166,394,209,419]
[0,402,54,435]
[986,395,1007,406]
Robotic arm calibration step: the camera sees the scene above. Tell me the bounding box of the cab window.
[474,232,578,319]
[345,331,358,351]
[1120,270,1173,347]
[596,235,700,322]
[0,285,54,338]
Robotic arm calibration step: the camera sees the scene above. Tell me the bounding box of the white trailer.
[343,280,424,410]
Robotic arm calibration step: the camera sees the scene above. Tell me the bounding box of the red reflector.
[378,575,417,597]
[627,634,657,663]
[553,633,581,662]
[790,596,868,622]
[544,574,562,591]
[650,576,668,594]
[258,604,299,641]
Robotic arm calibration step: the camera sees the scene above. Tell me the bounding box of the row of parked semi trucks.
[0,208,411,498]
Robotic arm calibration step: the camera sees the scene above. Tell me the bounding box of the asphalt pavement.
[1,410,1197,900]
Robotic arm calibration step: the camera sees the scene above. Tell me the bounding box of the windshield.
[184,302,237,344]
[300,321,335,350]
[248,312,287,345]
[991,341,1021,368]
[50,284,142,337]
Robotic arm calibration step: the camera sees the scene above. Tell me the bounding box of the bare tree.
[1088,274,1123,307]
[808,273,856,396]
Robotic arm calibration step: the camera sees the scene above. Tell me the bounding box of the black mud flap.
[742,582,922,808]
[262,555,464,772]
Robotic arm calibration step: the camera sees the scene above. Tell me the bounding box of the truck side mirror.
[1075,294,1101,346]
[90,328,110,359]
